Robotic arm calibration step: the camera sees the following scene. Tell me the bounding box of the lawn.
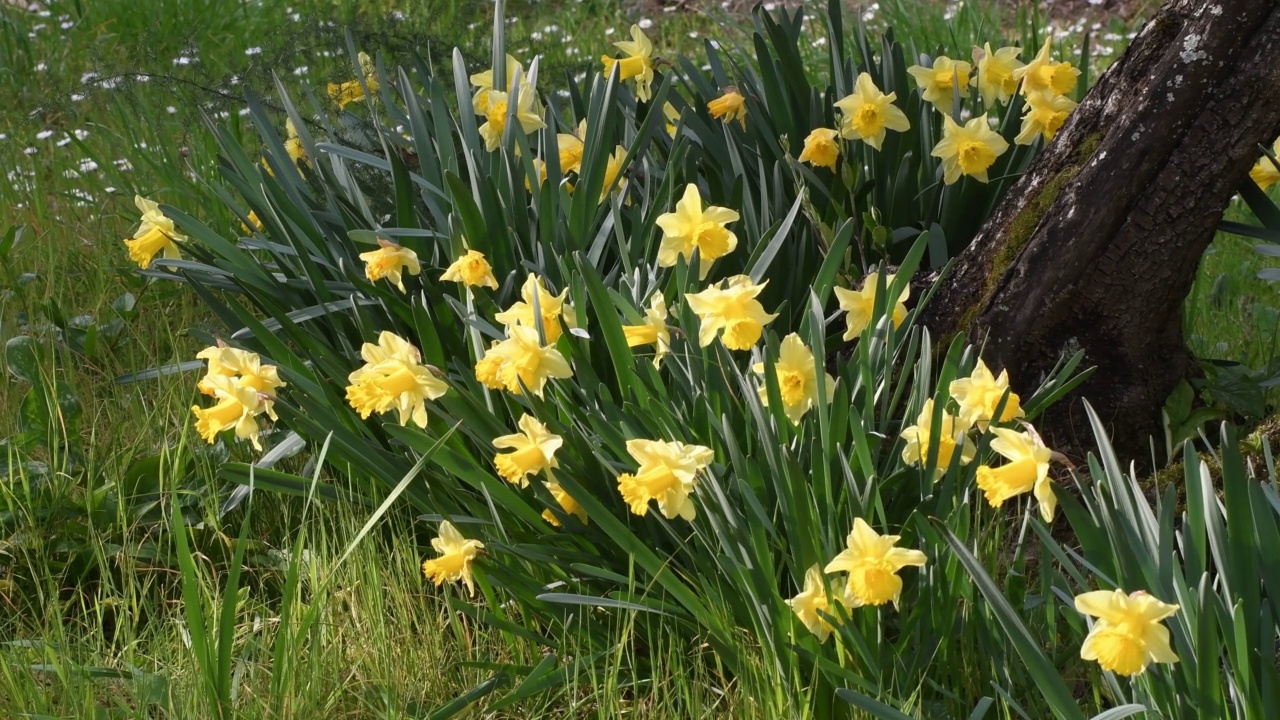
[1,0,1275,716]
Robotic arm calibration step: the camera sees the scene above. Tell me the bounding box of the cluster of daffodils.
[899,358,1060,521]
[155,26,1185,686]
[786,357,1181,677]
[789,518,928,644]
[789,517,1181,676]
[794,38,1080,185]
[190,346,285,451]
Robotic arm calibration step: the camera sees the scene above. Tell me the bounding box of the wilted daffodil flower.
[824,518,927,608]
[124,195,186,270]
[798,127,840,170]
[834,271,908,340]
[707,87,747,128]
[616,438,714,521]
[441,248,499,289]
[1015,38,1080,97]
[975,426,1057,522]
[600,24,655,101]
[421,521,484,596]
[1075,589,1180,676]
[345,331,448,429]
[655,183,740,279]
[900,398,976,477]
[686,275,778,351]
[493,413,562,488]
[949,358,1024,430]
[470,54,525,115]
[1250,139,1280,190]
[478,83,547,152]
[833,72,910,151]
[788,565,855,643]
[478,324,573,398]
[495,273,569,343]
[542,480,588,527]
[328,51,379,109]
[622,292,671,368]
[1015,90,1077,145]
[359,239,421,293]
[972,43,1024,106]
[906,56,972,112]
[752,333,835,424]
[933,114,1009,184]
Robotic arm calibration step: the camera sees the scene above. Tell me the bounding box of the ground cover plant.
[3,0,1280,717]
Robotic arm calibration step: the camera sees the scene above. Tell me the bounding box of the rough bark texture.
[924,0,1280,462]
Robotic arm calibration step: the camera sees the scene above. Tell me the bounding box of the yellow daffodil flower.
[441,249,499,289]
[622,292,671,368]
[470,54,525,115]
[824,518,927,608]
[345,331,448,428]
[474,341,506,390]
[124,194,186,270]
[557,119,587,174]
[1251,140,1280,190]
[359,240,421,293]
[421,520,484,595]
[1075,589,1180,676]
[949,358,1024,430]
[616,438,714,520]
[834,271,908,340]
[752,333,836,424]
[599,145,629,204]
[686,275,778,351]
[328,51,379,109]
[284,118,308,165]
[191,374,272,451]
[972,43,1024,106]
[493,413,562,488]
[240,211,264,235]
[707,88,747,129]
[975,427,1057,521]
[478,84,547,153]
[655,183,740,279]
[601,24,655,101]
[1015,38,1080,97]
[542,480,588,526]
[480,324,574,398]
[663,101,681,138]
[788,564,856,643]
[1015,90,1077,145]
[932,113,1009,184]
[494,273,568,343]
[195,346,284,400]
[900,398,975,477]
[833,72,911,151]
[906,56,972,112]
[798,127,840,170]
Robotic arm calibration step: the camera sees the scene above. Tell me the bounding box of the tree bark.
[924,0,1280,462]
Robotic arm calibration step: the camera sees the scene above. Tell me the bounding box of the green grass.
[1,0,1271,715]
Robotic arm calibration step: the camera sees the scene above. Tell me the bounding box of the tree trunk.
[924,0,1280,462]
